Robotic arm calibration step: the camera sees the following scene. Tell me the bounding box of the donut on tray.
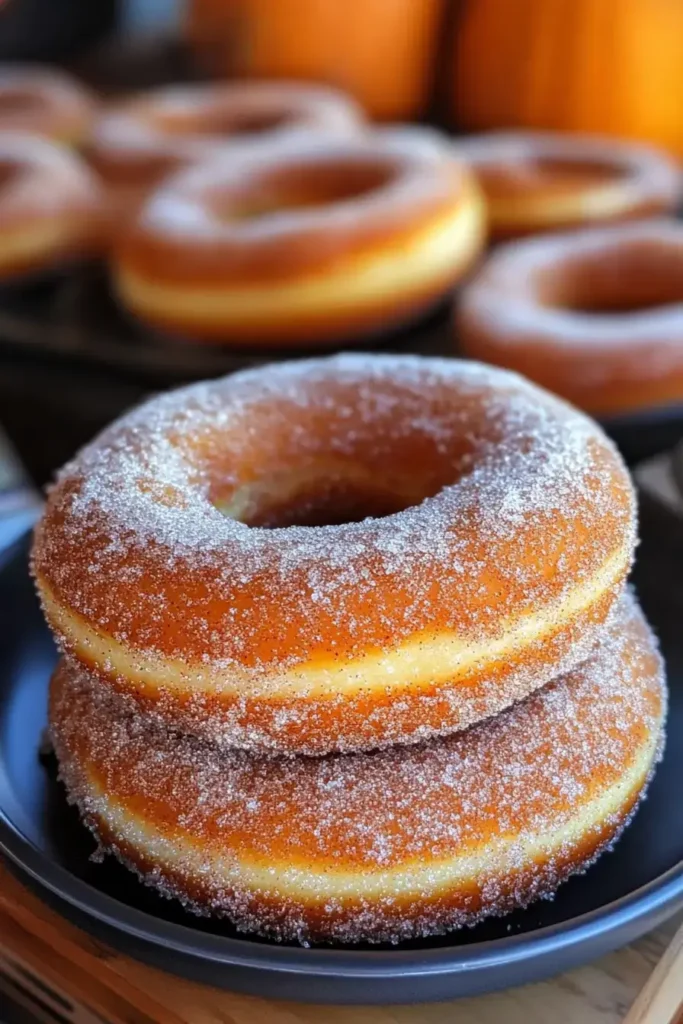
[113,131,486,345]
[457,220,683,417]
[86,81,365,227]
[0,65,97,146]
[32,354,635,756]
[454,131,681,240]
[49,593,666,944]
[0,134,106,282]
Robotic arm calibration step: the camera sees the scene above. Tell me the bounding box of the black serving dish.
[0,529,683,1004]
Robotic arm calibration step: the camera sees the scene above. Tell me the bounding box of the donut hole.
[218,162,395,221]
[563,289,683,315]
[212,456,434,527]
[240,479,415,528]
[0,161,21,191]
[152,106,291,140]
[202,378,512,529]
[481,156,623,198]
[209,110,294,137]
[540,243,683,315]
[0,89,44,117]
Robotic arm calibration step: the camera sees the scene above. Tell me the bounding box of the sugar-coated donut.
[0,65,97,145]
[87,81,365,227]
[457,220,683,417]
[454,131,681,240]
[49,593,666,944]
[113,131,485,345]
[0,134,106,282]
[32,355,635,756]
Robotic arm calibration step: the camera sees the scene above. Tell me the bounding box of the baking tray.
[0,269,452,385]
[0,527,682,1004]
[2,270,682,467]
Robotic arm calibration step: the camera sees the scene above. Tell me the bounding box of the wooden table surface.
[0,860,678,1024]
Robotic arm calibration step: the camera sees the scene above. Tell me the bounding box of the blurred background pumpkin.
[187,0,445,120]
[450,0,683,157]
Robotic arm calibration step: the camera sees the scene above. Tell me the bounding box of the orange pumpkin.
[450,0,683,157]
[187,0,445,121]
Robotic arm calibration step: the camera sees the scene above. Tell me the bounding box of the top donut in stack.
[32,353,636,756]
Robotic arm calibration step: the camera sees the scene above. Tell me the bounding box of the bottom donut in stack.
[49,593,665,945]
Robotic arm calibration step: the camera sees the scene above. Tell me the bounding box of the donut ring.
[32,354,635,756]
[457,220,683,417]
[454,131,681,240]
[0,65,97,146]
[114,132,486,345]
[0,134,106,282]
[49,594,666,944]
[87,82,365,226]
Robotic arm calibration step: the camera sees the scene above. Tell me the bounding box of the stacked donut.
[452,130,683,417]
[32,353,666,945]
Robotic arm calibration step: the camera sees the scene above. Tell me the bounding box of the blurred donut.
[114,132,486,344]
[0,133,105,282]
[87,81,365,226]
[458,220,683,416]
[0,65,96,145]
[455,131,681,239]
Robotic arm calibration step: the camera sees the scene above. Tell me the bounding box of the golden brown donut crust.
[455,131,681,239]
[457,220,683,417]
[0,65,97,145]
[49,593,666,944]
[32,355,635,755]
